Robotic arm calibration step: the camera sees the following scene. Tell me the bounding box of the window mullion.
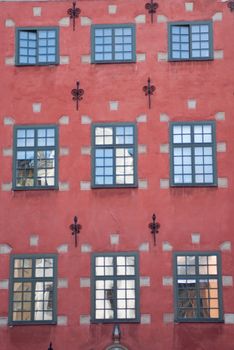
[189,24,192,59]
[112,28,115,61]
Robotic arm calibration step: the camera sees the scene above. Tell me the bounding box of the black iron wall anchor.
[48,342,53,350]
[148,213,160,246]
[67,1,81,31]
[69,216,82,247]
[227,1,234,11]
[143,77,156,109]
[71,81,84,111]
[145,0,159,23]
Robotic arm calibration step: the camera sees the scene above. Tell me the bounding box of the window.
[16,27,59,66]
[91,252,140,323]
[168,21,213,61]
[170,121,216,186]
[91,24,136,63]
[174,252,223,322]
[92,123,137,188]
[9,254,57,324]
[13,125,58,190]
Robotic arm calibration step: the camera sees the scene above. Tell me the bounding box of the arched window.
[106,345,128,350]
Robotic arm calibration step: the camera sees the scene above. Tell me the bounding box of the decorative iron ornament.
[145,0,159,23]
[48,343,53,350]
[69,216,82,247]
[112,324,121,344]
[143,77,156,109]
[148,213,160,246]
[227,1,234,11]
[67,1,81,31]
[71,81,84,110]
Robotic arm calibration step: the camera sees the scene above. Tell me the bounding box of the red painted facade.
[0,0,234,349]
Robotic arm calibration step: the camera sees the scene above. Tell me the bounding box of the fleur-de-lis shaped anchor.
[71,81,84,110]
[143,77,156,109]
[227,1,234,11]
[148,213,160,246]
[69,216,82,247]
[145,0,159,23]
[67,1,81,31]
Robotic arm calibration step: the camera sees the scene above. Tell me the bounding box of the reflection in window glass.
[170,122,216,186]
[10,255,57,324]
[92,253,139,322]
[174,252,222,322]
[170,22,212,61]
[14,126,58,189]
[17,28,58,65]
[93,124,136,187]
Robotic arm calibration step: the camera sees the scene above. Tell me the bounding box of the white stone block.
[191,233,200,244]
[59,182,70,191]
[212,12,223,21]
[5,57,15,65]
[219,241,231,251]
[187,99,196,109]
[81,115,92,124]
[30,235,39,247]
[3,148,13,157]
[224,314,234,324]
[81,146,91,155]
[1,183,12,191]
[59,116,70,125]
[57,316,68,325]
[140,277,150,287]
[60,56,70,65]
[136,53,146,62]
[80,315,90,324]
[81,17,92,26]
[32,103,41,113]
[215,112,225,121]
[217,142,226,152]
[138,179,148,189]
[218,177,228,188]
[59,17,70,27]
[158,52,168,62]
[58,278,68,288]
[160,179,169,189]
[110,234,119,245]
[60,147,69,156]
[222,276,233,287]
[109,101,119,111]
[138,145,147,154]
[141,314,151,324]
[0,244,12,254]
[108,5,117,14]
[163,276,173,286]
[80,278,90,288]
[4,117,14,125]
[5,19,15,27]
[135,14,146,24]
[185,2,193,12]
[160,113,170,122]
[0,280,9,289]
[163,313,174,323]
[162,241,173,252]
[136,114,147,123]
[33,7,41,16]
[81,244,92,253]
[214,50,224,60]
[157,15,168,23]
[81,55,91,64]
[139,242,149,252]
[160,144,169,153]
[80,181,91,190]
[57,244,68,253]
[0,318,8,326]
